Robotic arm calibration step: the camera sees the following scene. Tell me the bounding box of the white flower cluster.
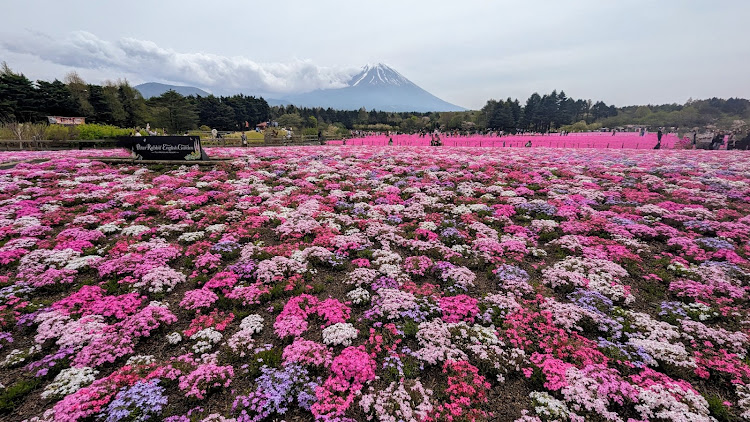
[450,322,526,383]
[238,314,264,334]
[347,287,370,305]
[73,215,100,225]
[543,257,634,304]
[419,221,438,231]
[41,367,99,399]
[149,300,169,309]
[158,223,190,234]
[191,328,223,354]
[166,332,183,344]
[125,355,156,366]
[633,382,712,422]
[1,349,25,367]
[529,247,548,257]
[628,312,695,368]
[372,249,403,267]
[359,379,434,422]
[40,203,61,213]
[344,268,378,286]
[205,224,226,233]
[226,315,264,357]
[681,319,747,357]
[96,222,121,234]
[441,265,476,289]
[530,391,571,420]
[666,261,693,277]
[531,219,559,233]
[135,266,186,293]
[322,322,358,346]
[683,303,719,322]
[414,319,467,365]
[63,255,101,271]
[178,231,205,243]
[292,246,333,264]
[121,225,151,237]
[737,385,750,420]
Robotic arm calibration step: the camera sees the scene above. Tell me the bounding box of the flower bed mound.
[1,147,750,422]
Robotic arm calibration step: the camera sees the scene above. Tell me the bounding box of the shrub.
[44,124,70,141]
[75,124,131,140]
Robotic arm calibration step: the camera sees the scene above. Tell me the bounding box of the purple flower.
[105,379,168,422]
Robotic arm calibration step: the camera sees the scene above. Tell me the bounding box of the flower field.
[1,146,750,422]
[328,132,681,149]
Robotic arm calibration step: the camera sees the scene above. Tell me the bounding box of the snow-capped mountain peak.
[279,63,465,112]
[349,63,410,87]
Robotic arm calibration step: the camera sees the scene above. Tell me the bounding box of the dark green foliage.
[706,393,734,422]
[147,90,199,133]
[403,320,419,337]
[0,63,42,121]
[0,63,270,132]
[0,378,40,414]
[246,348,283,378]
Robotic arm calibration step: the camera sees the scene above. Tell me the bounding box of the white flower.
[126,355,155,366]
[347,287,371,305]
[238,314,264,334]
[42,367,99,399]
[167,332,183,344]
[135,266,186,293]
[178,231,205,243]
[322,323,358,346]
[96,222,122,234]
[121,225,151,237]
[191,328,223,354]
[205,224,226,233]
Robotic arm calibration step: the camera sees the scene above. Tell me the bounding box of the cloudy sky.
[2,0,749,109]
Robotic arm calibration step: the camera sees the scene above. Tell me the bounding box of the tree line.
[1,62,748,135]
[0,63,269,134]
[267,91,619,135]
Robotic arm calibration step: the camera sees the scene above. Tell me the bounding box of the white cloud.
[1,30,358,95]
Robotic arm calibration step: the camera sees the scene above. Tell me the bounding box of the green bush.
[44,125,70,141]
[75,124,131,140]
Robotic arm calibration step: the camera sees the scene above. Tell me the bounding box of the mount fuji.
[278,63,465,112]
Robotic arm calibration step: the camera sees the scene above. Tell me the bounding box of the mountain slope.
[135,82,210,99]
[280,64,465,112]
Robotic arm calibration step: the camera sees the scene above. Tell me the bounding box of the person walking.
[241,131,247,147]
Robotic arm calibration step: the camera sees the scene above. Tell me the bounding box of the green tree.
[87,84,115,124]
[523,93,542,131]
[64,71,94,118]
[117,80,147,127]
[0,62,41,121]
[147,90,198,133]
[102,81,127,126]
[307,116,318,128]
[35,79,80,118]
[277,113,303,129]
[196,96,236,130]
